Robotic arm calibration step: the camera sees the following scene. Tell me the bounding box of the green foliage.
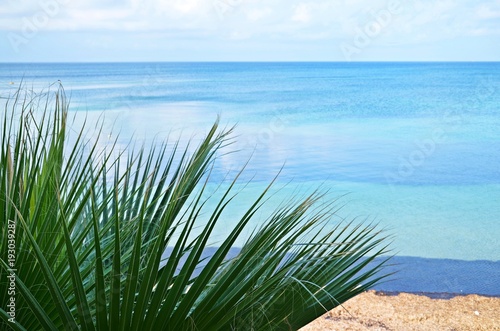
[0,87,391,330]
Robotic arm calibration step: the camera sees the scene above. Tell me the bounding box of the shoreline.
[371,290,500,300]
[163,247,500,296]
[301,290,500,331]
[370,256,500,297]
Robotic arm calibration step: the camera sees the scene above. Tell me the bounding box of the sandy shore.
[300,291,500,331]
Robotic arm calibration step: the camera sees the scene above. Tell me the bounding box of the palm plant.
[0,86,391,331]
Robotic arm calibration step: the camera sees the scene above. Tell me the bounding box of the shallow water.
[1,62,499,266]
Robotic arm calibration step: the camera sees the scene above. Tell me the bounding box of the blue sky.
[1,0,499,62]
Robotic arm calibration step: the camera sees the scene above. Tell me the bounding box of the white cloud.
[469,27,500,36]
[291,3,311,23]
[246,7,273,22]
[475,4,500,19]
[1,0,499,61]
[2,0,498,38]
[169,0,204,14]
[228,30,253,40]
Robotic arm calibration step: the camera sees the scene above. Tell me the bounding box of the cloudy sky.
[1,0,499,62]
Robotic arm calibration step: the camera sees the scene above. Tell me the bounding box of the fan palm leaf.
[0,86,391,330]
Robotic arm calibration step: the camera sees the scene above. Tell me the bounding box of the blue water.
[1,62,499,294]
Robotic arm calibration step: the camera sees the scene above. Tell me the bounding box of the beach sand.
[300,290,500,331]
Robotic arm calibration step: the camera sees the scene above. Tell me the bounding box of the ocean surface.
[1,62,499,295]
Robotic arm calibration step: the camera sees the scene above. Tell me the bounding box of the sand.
[300,291,500,331]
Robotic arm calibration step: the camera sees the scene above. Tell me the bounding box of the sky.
[1,0,499,62]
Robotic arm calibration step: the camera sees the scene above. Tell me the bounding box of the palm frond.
[0,86,392,331]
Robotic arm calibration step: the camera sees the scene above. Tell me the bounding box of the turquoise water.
[1,62,499,263]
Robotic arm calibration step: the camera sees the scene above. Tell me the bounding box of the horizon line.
[1,60,499,64]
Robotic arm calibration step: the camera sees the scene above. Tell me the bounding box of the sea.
[1,62,499,295]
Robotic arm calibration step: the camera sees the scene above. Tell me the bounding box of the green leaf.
[0,86,392,331]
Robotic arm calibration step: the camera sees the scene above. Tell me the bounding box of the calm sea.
[1,62,499,294]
